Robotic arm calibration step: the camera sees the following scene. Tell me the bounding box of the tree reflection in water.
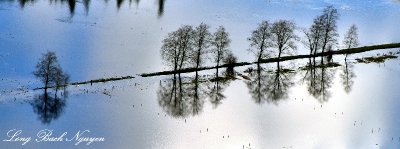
[4,0,166,18]
[246,62,295,105]
[340,57,356,93]
[158,74,203,118]
[30,89,67,124]
[158,71,233,118]
[302,58,335,103]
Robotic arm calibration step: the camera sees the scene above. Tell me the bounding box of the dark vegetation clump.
[355,55,398,64]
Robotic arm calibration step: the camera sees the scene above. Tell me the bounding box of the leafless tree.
[248,21,271,62]
[54,69,70,95]
[302,16,324,56]
[211,26,231,78]
[320,6,339,54]
[161,25,194,72]
[303,6,339,63]
[192,23,212,70]
[33,51,68,92]
[338,24,358,93]
[343,24,359,49]
[271,20,298,68]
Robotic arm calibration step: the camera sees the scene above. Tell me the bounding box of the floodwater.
[1,0,400,148]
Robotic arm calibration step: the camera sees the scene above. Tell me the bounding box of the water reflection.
[340,57,355,93]
[158,70,233,118]
[2,0,165,17]
[18,0,36,8]
[246,62,295,105]
[206,74,232,108]
[116,0,123,10]
[302,58,335,103]
[83,0,90,14]
[30,89,68,124]
[158,0,164,17]
[158,73,205,118]
[48,0,76,16]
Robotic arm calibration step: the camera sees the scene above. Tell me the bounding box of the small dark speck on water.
[207,128,208,132]
[223,136,224,138]
[141,104,142,106]
[184,119,186,123]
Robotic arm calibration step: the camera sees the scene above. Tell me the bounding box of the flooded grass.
[33,75,135,90]
[300,62,342,70]
[355,55,398,64]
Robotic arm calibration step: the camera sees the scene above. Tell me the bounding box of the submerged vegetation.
[355,55,398,64]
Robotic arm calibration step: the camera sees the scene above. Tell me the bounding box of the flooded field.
[1,0,400,148]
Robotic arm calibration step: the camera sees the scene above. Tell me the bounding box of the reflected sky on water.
[1,0,400,148]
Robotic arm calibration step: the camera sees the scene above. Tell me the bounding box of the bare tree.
[54,69,70,95]
[343,24,359,49]
[302,15,324,56]
[303,6,339,63]
[271,20,298,68]
[192,23,212,70]
[248,21,271,62]
[33,51,68,92]
[320,6,339,54]
[211,26,231,78]
[161,25,194,72]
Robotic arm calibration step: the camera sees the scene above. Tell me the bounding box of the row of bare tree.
[160,6,359,72]
[161,24,235,78]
